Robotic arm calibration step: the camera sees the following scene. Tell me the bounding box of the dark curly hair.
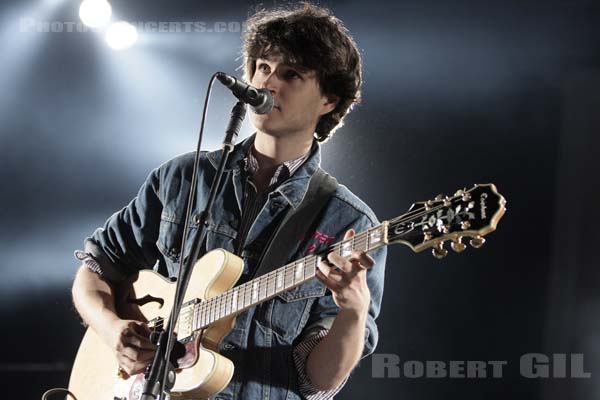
[242,3,362,142]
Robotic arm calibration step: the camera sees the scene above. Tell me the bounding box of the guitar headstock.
[385,184,506,258]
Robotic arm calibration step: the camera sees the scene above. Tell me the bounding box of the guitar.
[68,183,506,399]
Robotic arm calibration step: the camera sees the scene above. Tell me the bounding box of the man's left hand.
[316,229,375,316]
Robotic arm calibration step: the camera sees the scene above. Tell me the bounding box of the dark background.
[1,0,599,399]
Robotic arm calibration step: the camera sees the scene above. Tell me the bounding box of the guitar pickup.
[177,298,200,341]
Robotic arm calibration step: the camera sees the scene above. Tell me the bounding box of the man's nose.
[258,71,278,93]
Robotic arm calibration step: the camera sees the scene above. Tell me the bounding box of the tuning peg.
[425,200,434,210]
[470,235,486,249]
[434,194,444,201]
[460,221,471,230]
[451,237,467,252]
[462,192,472,202]
[432,242,448,259]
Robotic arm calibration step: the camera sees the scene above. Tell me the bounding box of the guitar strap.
[251,167,338,279]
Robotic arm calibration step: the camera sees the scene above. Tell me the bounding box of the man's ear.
[320,94,339,116]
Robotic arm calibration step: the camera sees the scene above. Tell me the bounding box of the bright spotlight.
[79,0,112,28]
[105,21,138,50]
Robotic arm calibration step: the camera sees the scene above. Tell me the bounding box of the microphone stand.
[141,100,247,400]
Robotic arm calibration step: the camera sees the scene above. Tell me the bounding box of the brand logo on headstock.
[480,192,488,219]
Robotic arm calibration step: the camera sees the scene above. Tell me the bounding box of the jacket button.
[223,344,234,350]
[193,214,201,224]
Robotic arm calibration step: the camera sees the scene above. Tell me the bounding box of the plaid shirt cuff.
[293,329,349,400]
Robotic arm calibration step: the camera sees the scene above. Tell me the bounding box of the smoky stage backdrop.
[1,0,599,399]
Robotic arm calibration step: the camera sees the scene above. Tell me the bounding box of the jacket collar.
[206,133,322,209]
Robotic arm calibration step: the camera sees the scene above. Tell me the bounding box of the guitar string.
[183,208,460,328]
[182,233,375,328]
[182,196,477,327]
[180,205,443,328]
[183,192,478,321]
[388,190,480,226]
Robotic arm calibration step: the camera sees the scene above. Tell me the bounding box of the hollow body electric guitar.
[68,184,506,400]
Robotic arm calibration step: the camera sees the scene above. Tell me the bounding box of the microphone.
[216,72,274,115]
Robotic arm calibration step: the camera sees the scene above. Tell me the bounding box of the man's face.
[249,55,336,140]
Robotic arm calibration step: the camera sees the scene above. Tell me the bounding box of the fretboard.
[177,223,388,338]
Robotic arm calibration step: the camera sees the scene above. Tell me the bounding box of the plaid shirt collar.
[243,145,311,189]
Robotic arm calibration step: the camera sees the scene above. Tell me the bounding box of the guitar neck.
[179,224,388,335]
[177,183,507,338]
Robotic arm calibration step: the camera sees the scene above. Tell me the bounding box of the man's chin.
[250,118,285,137]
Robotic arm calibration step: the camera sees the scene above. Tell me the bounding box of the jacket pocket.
[266,280,326,342]
[156,211,184,262]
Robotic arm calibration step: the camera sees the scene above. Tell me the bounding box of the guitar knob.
[432,242,448,259]
[470,235,486,249]
[454,188,467,197]
[451,237,466,253]
[425,200,434,210]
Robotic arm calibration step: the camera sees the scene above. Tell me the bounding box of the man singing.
[72,3,386,399]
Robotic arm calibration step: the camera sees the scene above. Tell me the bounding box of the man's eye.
[257,63,269,73]
[284,70,300,80]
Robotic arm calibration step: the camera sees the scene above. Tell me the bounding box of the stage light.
[105,21,138,50]
[79,0,112,28]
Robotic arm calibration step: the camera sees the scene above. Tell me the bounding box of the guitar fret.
[225,291,231,316]
[232,289,238,313]
[252,280,258,302]
[199,303,204,327]
[239,284,246,309]
[341,240,352,257]
[214,296,219,323]
[219,293,224,320]
[276,269,284,290]
[244,283,251,308]
[204,300,210,326]
[266,271,275,297]
[294,261,304,283]
[360,232,368,252]
[213,295,219,323]
[259,274,267,300]
[239,286,245,310]
[205,300,210,326]
[192,304,198,331]
[285,265,294,288]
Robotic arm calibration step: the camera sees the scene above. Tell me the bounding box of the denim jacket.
[83,134,387,400]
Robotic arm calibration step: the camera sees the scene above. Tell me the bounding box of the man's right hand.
[105,319,157,378]
[72,266,158,378]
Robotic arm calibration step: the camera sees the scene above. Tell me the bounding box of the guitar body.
[68,249,245,400]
